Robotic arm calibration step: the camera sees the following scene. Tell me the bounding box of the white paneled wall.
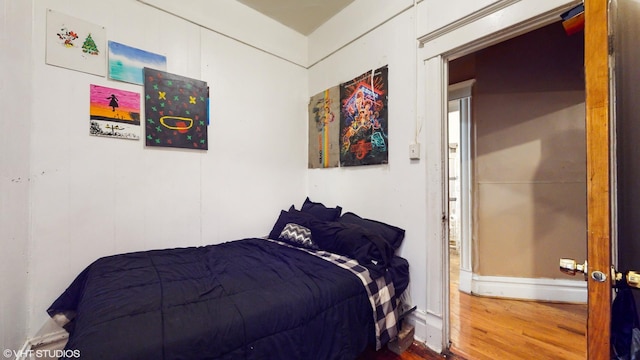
[24,0,307,336]
[1,0,32,352]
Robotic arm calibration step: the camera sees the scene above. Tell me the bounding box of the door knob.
[612,269,640,289]
[628,271,640,288]
[561,258,640,288]
[560,258,588,276]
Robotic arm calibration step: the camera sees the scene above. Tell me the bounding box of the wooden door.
[584,0,612,359]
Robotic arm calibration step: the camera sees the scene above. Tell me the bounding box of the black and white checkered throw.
[265,238,399,350]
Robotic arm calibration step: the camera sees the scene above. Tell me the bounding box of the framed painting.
[144,68,208,150]
[46,9,106,76]
[339,66,389,166]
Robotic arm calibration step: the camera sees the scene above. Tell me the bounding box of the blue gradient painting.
[108,41,166,85]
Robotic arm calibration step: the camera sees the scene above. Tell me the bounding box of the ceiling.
[236,0,355,36]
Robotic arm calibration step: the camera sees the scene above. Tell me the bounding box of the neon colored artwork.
[339,66,389,166]
[144,68,208,150]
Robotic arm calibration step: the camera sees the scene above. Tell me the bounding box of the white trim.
[405,309,443,353]
[458,267,473,294]
[422,54,447,355]
[418,0,582,61]
[447,82,475,303]
[470,275,587,303]
[442,2,578,58]
[448,79,476,101]
[424,311,444,352]
[26,330,68,349]
[14,340,31,360]
[406,309,428,344]
[15,330,68,360]
[418,0,521,46]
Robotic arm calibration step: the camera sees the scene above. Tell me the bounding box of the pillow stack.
[269,197,405,277]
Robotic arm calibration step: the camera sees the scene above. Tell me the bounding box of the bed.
[48,199,410,360]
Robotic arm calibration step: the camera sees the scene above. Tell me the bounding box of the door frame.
[447,82,475,295]
[417,0,610,358]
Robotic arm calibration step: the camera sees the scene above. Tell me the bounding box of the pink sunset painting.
[89,84,141,140]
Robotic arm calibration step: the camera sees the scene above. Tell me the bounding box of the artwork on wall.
[89,85,141,140]
[339,66,389,166]
[45,9,106,76]
[143,68,208,150]
[108,41,167,85]
[308,87,340,168]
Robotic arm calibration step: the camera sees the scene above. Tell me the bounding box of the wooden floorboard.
[357,342,462,360]
[448,250,587,360]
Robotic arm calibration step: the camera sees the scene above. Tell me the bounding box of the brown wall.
[450,22,586,279]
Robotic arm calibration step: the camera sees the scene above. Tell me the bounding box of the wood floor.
[358,342,463,360]
[363,251,588,360]
[448,250,587,360]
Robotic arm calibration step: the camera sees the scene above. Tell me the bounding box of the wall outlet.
[409,143,420,160]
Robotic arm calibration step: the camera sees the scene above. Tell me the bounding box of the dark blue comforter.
[48,238,389,359]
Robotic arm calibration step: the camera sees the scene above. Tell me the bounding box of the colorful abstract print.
[339,66,388,166]
[144,68,208,150]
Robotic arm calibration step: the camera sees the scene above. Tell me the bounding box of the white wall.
[307,1,438,345]
[0,0,32,352]
[308,0,417,66]
[25,0,306,337]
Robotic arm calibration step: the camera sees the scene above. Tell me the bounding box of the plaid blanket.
[265,239,399,350]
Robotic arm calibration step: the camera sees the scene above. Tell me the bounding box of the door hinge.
[609,34,615,55]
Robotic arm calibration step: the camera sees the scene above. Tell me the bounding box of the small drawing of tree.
[82,33,99,55]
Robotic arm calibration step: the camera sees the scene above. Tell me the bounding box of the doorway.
[445,21,588,359]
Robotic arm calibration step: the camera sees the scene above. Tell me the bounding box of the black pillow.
[310,221,394,277]
[268,209,321,240]
[338,212,405,250]
[300,197,342,221]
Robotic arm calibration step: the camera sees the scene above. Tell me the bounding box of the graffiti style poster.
[308,86,340,168]
[339,66,389,166]
[144,68,208,150]
[89,85,140,140]
[108,41,166,85]
[46,9,106,76]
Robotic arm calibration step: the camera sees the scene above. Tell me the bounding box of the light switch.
[409,143,420,160]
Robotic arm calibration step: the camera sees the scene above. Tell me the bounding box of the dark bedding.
[48,238,407,359]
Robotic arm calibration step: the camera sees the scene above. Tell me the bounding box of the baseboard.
[469,274,587,303]
[405,309,426,343]
[405,309,443,354]
[458,268,472,294]
[15,330,68,360]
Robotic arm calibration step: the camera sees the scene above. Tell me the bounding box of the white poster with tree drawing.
[46,9,106,76]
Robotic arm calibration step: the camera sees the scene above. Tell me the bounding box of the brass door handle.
[612,269,640,289]
[560,258,587,276]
